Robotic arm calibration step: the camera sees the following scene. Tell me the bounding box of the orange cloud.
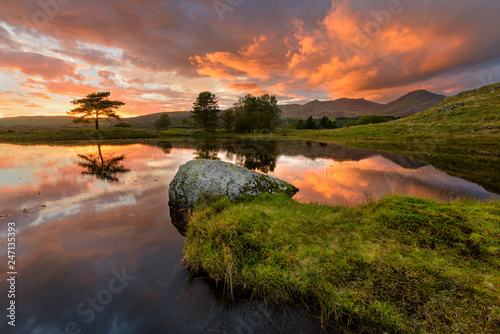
[286,0,500,100]
[227,82,267,95]
[0,50,82,81]
[1,0,500,116]
[192,35,287,80]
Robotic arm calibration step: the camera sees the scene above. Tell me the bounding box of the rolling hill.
[0,112,192,130]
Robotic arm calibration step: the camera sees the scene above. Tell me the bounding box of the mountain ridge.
[279,90,446,118]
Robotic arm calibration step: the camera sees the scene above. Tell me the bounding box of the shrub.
[112,122,133,128]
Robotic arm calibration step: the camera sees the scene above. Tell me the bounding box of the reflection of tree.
[233,139,278,173]
[77,145,130,182]
[156,141,173,155]
[191,139,278,173]
[194,139,220,160]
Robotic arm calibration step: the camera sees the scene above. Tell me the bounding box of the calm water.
[0,139,498,334]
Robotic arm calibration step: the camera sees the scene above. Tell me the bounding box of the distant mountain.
[280,98,382,118]
[279,90,446,118]
[374,90,447,116]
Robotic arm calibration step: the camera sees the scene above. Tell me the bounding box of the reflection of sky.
[0,143,323,334]
[0,143,497,334]
[271,155,498,206]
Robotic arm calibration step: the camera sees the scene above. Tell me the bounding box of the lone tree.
[68,92,125,130]
[191,91,220,131]
[155,113,172,130]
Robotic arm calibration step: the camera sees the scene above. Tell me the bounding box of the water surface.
[0,139,497,334]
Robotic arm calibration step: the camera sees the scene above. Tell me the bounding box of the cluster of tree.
[190,91,281,133]
[223,94,281,133]
[296,116,336,130]
[344,115,390,127]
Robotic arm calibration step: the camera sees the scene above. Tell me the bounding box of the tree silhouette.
[305,116,317,129]
[319,116,336,129]
[68,92,125,130]
[77,145,130,182]
[155,113,172,130]
[221,108,236,132]
[191,91,220,131]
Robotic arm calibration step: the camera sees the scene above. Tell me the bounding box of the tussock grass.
[184,194,500,333]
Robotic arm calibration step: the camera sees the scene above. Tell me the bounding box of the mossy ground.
[184,194,500,333]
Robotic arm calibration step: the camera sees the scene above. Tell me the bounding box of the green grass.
[184,194,500,333]
[0,127,201,143]
[0,127,274,144]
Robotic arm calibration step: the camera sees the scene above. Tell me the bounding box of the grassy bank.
[0,127,270,144]
[0,128,194,143]
[184,194,500,333]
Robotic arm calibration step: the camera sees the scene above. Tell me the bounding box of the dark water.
[0,139,498,334]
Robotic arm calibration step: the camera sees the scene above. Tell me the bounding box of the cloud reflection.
[0,141,497,333]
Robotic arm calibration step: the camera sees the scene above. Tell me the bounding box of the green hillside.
[297,82,499,142]
[0,116,86,128]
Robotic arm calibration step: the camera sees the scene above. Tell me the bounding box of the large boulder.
[168,159,299,234]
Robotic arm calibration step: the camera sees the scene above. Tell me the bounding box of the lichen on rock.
[168,159,299,234]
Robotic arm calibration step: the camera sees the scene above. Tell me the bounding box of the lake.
[0,139,498,334]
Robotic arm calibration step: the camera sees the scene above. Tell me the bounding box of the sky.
[0,0,499,117]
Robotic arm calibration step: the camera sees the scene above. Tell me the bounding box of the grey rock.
[168,159,299,233]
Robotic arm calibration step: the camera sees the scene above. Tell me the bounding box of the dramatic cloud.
[0,50,82,80]
[0,0,499,116]
[0,24,20,49]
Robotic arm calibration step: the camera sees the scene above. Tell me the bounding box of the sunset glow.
[0,0,499,117]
